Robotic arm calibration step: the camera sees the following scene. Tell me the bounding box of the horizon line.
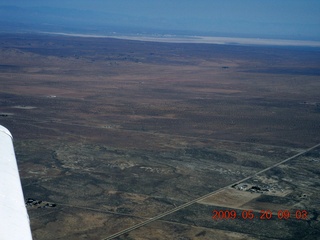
[40,31,320,47]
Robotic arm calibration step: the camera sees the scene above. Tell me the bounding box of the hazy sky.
[1,0,320,40]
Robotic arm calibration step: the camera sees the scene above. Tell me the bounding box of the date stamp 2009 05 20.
[212,209,308,220]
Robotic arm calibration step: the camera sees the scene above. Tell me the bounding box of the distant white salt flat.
[43,32,320,47]
[108,35,320,47]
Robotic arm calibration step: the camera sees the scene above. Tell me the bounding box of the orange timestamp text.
[212,209,308,220]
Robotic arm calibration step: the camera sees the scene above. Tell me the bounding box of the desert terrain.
[0,33,319,239]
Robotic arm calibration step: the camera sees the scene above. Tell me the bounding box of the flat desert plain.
[0,34,319,240]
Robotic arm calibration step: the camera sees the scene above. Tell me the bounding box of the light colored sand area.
[198,188,260,208]
[13,105,37,110]
[198,187,294,213]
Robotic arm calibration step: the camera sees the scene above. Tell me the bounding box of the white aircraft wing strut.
[0,125,33,240]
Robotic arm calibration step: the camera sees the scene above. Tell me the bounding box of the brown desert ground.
[0,33,319,240]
